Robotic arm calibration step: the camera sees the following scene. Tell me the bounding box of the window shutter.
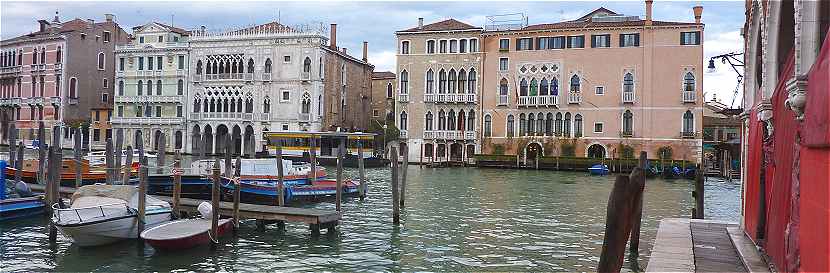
[620,34,625,47]
[591,36,596,48]
[516,39,520,50]
[680,32,685,45]
[634,34,640,46]
[695,31,701,45]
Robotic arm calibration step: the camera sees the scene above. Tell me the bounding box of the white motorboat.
[84,150,157,166]
[51,185,172,247]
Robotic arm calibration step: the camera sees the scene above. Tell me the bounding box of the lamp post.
[707,52,745,107]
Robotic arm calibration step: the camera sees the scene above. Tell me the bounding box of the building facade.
[395,19,483,163]
[113,22,190,152]
[371,71,396,123]
[0,13,128,148]
[480,4,705,164]
[320,33,374,132]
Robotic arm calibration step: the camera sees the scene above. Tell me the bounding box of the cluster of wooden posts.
[597,151,648,273]
[389,145,408,225]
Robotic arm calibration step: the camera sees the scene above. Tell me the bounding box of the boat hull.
[142,218,233,250]
[224,179,361,204]
[55,210,172,247]
[0,197,45,221]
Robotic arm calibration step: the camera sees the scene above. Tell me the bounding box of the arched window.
[400,111,408,130]
[683,72,695,92]
[247,58,254,74]
[468,69,476,94]
[387,83,393,98]
[400,70,408,94]
[458,69,466,93]
[137,80,143,96]
[570,75,580,93]
[467,110,475,131]
[551,77,559,96]
[32,48,38,64]
[246,98,254,113]
[263,97,271,114]
[519,113,527,136]
[527,113,535,135]
[56,47,62,63]
[194,98,201,113]
[574,114,583,137]
[448,69,457,93]
[425,111,433,131]
[499,78,508,96]
[223,98,229,112]
[401,41,410,54]
[564,112,572,137]
[520,78,528,96]
[175,131,183,149]
[303,57,311,73]
[196,60,203,75]
[177,80,184,95]
[426,40,435,54]
[447,110,456,130]
[118,81,124,96]
[506,114,515,137]
[204,98,209,112]
[230,98,236,112]
[536,113,544,134]
[156,80,162,95]
[264,58,272,74]
[438,110,446,130]
[426,69,434,94]
[147,80,153,95]
[69,78,77,98]
[97,52,105,70]
[301,93,311,114]
[540,78,549,96]
[530,78,538,96]
[484,114,492,137]
[623,73,634,93]
[40,47,45,64]
[683,110,694,134]
[555,112,563,136]
[623,110,633,135]
[438,69,447,93]
[545,113,553,136]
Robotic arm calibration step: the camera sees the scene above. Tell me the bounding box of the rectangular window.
[281,90,290,101]
[681,31,701,45]
[594,122,604,133]
[567,36,585,48]
[173,36,179,42]
[95,111,100,121]
[459,39,467,53]
[119,58,124,71]
[499,39,510,51]
[449,40,457,53]
[282,124,289,130]
[426,40,435,54]
[136,105,142,117]
[138,57,144,70]
[595,86,604,95]
[516,38,533,51]
[117,105,123,117]
[178,55,185,69]
[158,35,163,43]
[157,56,163,70]
[283,56,291,63]
[93,129,100,141]
[103,79,108,88]
[103,31,111,43]
[101,93,108,102]
[139,36,144,43]
[373,109,379,117]
[177,105,183,117]
[620,33,640,47]
[156,106,162,117]
[439,40,447,53]
[552,36,565,49]
[469,39,478,52]
[499,58,509,71]
[148,57,154,71]
[106,129,112,140]
[591,34,611,48]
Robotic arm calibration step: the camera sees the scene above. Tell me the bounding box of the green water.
[0,165,735,272]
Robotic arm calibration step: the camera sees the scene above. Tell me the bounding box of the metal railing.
[622,91,635,103]
[621,131,633,137]
[52,202,131,224]
[680,131,696,138]
[682,91,696,103]
[568,92,581,104]
[518,95,559,107]
[398,94,409,103]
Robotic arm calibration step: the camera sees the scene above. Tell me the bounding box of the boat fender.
[285,187,293,201]
[198,201,213,220]
[15,181,34,197]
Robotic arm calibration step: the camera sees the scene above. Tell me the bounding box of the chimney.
[86,19,94,29]
[330,23,337,50]
[362,41,368,62]
[645,0,653,25]
[342,48,347,55]
[693,6,703,24]
[38,20,49,32]
[105,14,114,22]
[418,18,424,29]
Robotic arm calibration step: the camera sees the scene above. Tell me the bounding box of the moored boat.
[140,218,233,250]
[588,164,610,175]
[52,185,172,247]
[4,159,114,187]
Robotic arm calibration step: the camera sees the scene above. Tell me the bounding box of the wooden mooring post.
[157,133,166,175]
[628,152,647,261]
[276,140,285,207]
[74,128,82,187]
[37,122,45,185]
[309,138,317,185]
[8,124,16,168]
[122,146,133,185]
[233,156,242,231]
[598,151,647,273]
[172,150,182,218]
[14,142,23,187]
[137,156,148,233]
[105,138,114,184]
[693,167,705,219]
[335,139,344,212]
[47,145,58,243]
[224,137,232,177]
[400,144,408,208]
[390,146,400,225]
[357,140,367,200]
[210,160,220,248]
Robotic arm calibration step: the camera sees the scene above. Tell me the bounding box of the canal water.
[1,161,740,272]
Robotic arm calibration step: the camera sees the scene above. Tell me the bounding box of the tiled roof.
[398,19,481,32]
[372,71,395,79]
[521,19,698,31]
[2,18,112,43]
[575,7,619,21]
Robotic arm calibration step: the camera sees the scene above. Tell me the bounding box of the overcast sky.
[1,0,745,106]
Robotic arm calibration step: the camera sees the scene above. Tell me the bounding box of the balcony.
[257,113,271,121]
[244,73,254,82]
[154,71,163,77]
[622,91,635,103]
[189,112,255,121]
[176,70,187,77]
[620,131,633,138]
[262,73,272,82]
[682,91,696,103]
[111,117,184,125]
[680,131,696,139]
[0,66,22,77]
[193,74,202,83]
[427,93,477,103]
[48,97,61,105]
[116,71,125,78]
[54,63,62,71]
[423,130,477,140]
[299,113,310,121]
[424,94,435,103]
[399,130,408,138]
[301,72,310,81]
[205,73,243,81]
[398,94,409,103]
[568,92,582,104]
[115,96,182,103]
[518,95,559,107]
[498,95,509,106]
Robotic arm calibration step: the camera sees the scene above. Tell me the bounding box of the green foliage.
[492,144,505,155]
[657,146,673,160]
[368,119,399,145]
[560,139,576,157]
[618,143,635,159]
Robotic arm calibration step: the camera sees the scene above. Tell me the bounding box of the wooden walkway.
[26,184,341,234]
[647,218,770,273]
